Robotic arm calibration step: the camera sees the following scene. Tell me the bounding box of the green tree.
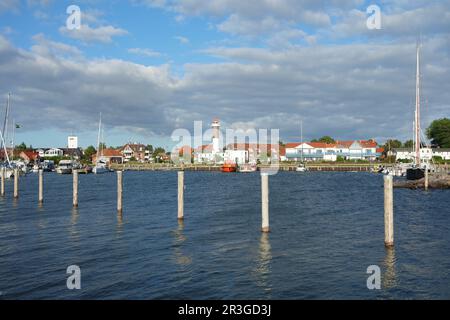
[83,145,97,161]
[16,142,27,151]
[427,118,450,148]
[146,144,154,153]
[153,147,166,155]
[403,140,414,148]
[383,139,402,152]
[312,136,336,144]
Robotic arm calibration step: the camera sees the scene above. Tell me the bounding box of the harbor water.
[0,171,449,299]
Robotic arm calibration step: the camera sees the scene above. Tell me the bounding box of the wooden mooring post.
[13,168,19,198]
[117,171,123,213]
[73,170,78,207]
[178,171,184,220]
[424,168,429,191]
[384,175,394,247]
[261,173,270,233]
[38,169,44,204]
[1,167,5,196]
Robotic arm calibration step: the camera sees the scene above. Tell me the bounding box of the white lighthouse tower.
[211,119,221,154]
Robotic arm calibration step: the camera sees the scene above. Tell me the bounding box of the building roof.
[20,150,40,161]
[122,144,147,152]
[286,140,378,149]
[101,149,123,157]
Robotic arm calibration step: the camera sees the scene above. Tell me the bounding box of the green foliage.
[312,136,336,144]
[383,139,402,153]
[427,118,450,148]
[83,145,97,162]
[16,142,27,151]
[336,155,345,162]
[403,140,414,148]
[153,147,166,155]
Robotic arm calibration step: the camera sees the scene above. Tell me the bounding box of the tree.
[403,140,413,148]
[99,142,107,150]
[313,136,336,144]
[16,142,27,151]
[427,118,450,148]
[83,145,97,161]
[383,139,402,152]
[146,145,154,153]
[153,147,166,155]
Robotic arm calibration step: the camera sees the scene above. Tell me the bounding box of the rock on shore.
[393,174,450,189]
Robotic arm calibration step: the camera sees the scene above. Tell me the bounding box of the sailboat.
[0,93,15,179]
[92,113,110,174]
[296,120,308,172]
[406,44,428,180]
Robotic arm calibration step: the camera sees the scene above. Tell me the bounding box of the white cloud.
[174,36,190,44]
[59,24,128,44]
[128,48,162,58]
[0,0,20,13]
[1,34,450,143]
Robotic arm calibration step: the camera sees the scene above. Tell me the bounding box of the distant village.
[4,119,450,167]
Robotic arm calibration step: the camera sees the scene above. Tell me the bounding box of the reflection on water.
[117,212,124,234]
[382,247,397,289]
[69,208,79,240]
[254,233,272,294]
[172,220,192,266]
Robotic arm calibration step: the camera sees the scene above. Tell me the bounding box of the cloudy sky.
[0,0,449,148]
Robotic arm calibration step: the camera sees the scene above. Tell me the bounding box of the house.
[285,140,381,162]
[225,143,281,164]
[393,148,450,161]
[92,148,123,165]
[121,143,150,162]
[38,148,64,158]
[194,144,222,164]
[19,151,40,164]
[61,148,83,160]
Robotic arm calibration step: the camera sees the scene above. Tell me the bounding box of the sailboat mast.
[414,45,421,165]
[96,113,102,162]
[1,93,10,153]
[300,120,304,162]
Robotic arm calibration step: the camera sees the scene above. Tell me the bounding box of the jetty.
[110,163,379,172]
[394,174,450,189]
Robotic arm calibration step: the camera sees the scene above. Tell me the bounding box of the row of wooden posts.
[1,168,399,247]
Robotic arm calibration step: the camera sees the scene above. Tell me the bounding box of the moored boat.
[56,160,74,174]
[221,162,237,173]
[238,163,257,173]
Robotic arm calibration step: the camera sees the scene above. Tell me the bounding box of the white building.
[394,148,450,161]
[285,140,380,162]
[68,136,78,149]
[224,149,248,165]
[37,148,64,158]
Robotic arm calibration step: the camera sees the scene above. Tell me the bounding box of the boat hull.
[93,166,110,174]
[56,168,73,174]
[221,164,237,173]
[406,168,425,180]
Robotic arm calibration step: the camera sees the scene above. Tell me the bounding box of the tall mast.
[300,120,304,162]
[414,44,421,165]
[1,93,10,153]
[96,112,102,162]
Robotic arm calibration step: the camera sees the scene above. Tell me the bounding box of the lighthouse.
[211,119,221,154]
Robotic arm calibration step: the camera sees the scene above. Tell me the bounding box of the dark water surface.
[0,171,449,299]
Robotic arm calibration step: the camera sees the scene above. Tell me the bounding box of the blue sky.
[0,0,449,149]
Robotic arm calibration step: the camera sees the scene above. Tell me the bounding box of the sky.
[0,0,449,149]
